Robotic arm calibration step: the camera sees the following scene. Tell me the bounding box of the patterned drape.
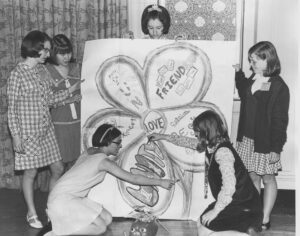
[165,0,236,40]
[0,0,128,190]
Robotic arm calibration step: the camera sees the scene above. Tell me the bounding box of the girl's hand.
[160,179,178,190]
[232,64,241,72]
[12,135,25,154]
[67,94,82,104]
[269,152,280,164]
[147,133,164,142]
[122,31,134,39]
[201,208,219,226]
[68,79,85,94]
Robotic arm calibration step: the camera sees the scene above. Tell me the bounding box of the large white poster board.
[81,39,237,220]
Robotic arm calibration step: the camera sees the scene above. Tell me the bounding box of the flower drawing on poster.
[82,42,227,217]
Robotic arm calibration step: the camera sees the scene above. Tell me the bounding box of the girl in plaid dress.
[235,41,289,230]
[7,30,81,229]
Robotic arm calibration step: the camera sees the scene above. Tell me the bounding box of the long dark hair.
[193,110,229,151]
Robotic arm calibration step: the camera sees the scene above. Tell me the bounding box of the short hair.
[141,4,171,35]
[248,41,281,77]
[47,34,75,65]
[92,124,122,148]
[193,110,229,151]
[21,30,51,58]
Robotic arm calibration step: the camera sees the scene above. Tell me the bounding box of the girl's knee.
[262,174,276,184]
[105,213,112,226]
[249,172,261,183]
[23,169,37,179]
[101,208,112,226]
[50,161,64,177]
[95,224,107,235]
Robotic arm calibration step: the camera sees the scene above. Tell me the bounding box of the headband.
[148,4,162,13]
[99,126,114,144]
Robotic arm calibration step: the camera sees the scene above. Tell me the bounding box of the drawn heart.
[95,42,211,115]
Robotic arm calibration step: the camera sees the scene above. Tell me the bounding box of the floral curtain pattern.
[0,0,128,189]
[165,0,237,40]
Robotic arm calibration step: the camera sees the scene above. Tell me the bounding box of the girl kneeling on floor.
[43,124,176,236]
[149,110,263,236]
[194,111,263,236]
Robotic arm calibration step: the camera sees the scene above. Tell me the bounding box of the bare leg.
[262,174,277,223]
[99,208,112,226]
[49,161,64,191]
[23,168,38,217]
[64,160,76,172]
[249,172,262,194]
[72,208,112,235]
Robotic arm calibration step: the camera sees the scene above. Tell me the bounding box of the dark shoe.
[37,221,52,236]
[261,221,271,230]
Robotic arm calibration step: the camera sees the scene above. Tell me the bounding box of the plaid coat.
[7,62,70,170]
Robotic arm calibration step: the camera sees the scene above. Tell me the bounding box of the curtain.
[0,0,128,190]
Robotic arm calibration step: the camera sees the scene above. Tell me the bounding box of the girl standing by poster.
[7,30,81,228]
[235,41,289,230]
[46,34,81,170]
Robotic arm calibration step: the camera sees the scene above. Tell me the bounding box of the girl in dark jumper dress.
[234,41,289,230]
[149,111,262,235]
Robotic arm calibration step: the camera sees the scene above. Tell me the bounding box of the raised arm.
[99,158,175,190]
[50,94,82,108]
[148,133,198,150]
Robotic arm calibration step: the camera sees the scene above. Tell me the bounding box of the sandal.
[26,214,43,229]
[262,221,271,230]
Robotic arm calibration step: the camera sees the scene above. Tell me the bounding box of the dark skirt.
[201,200,263,232]
[54,121,80,163]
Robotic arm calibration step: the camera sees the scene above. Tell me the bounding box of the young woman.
[149,110,262,236]
[46,34,81,170]
[235,41,290,230]
[7,30,81,228]
[141,4,171,39]
[44,124,176,236]
[123,4,171,39]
